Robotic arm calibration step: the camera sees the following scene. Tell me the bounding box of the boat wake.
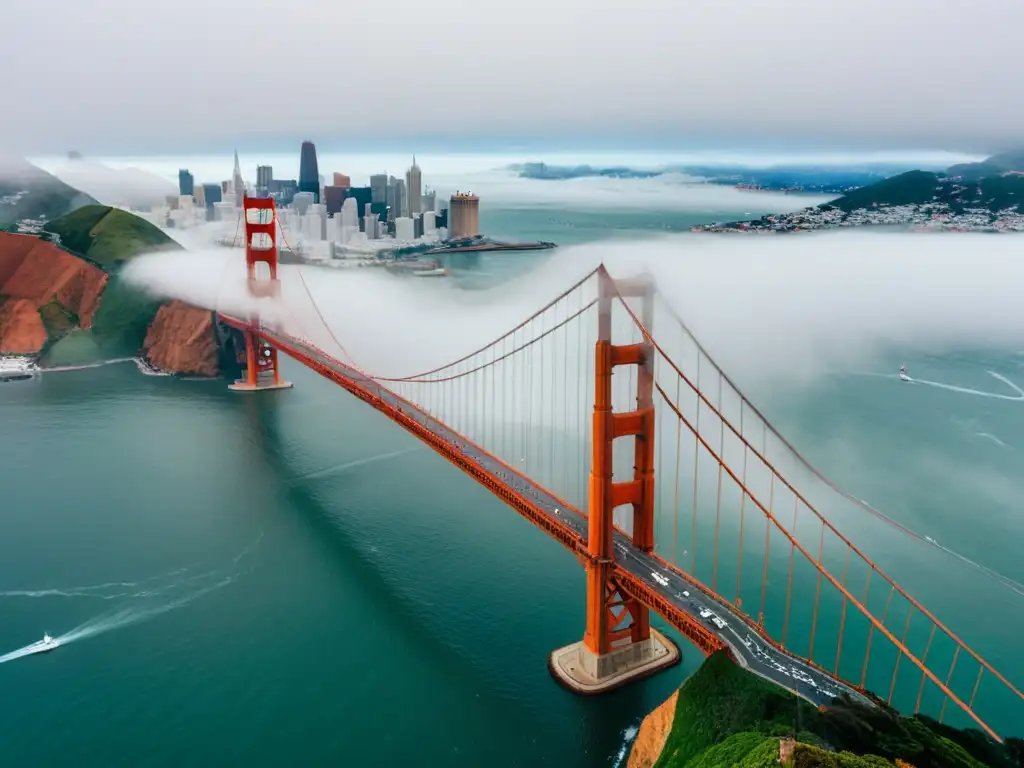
[0,572,238,664]
[0,567,190,600]
[0,529,264,600]
[0,530,264,664]
[974,432,1012,449]
[57,573,237,646]
[856,370,1024,401]
[293,447,421,483]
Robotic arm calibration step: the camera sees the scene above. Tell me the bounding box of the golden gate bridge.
[218,196,1021,743]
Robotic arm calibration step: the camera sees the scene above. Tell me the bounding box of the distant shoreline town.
[690,202,1024,234]
[689,168,1024,234]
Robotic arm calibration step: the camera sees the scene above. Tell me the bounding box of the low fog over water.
[124,230,1024,387]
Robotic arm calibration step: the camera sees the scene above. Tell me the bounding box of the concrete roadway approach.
[258,326,868,710]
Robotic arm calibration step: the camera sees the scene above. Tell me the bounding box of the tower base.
[228,377,293,392]
[548,629,680,695]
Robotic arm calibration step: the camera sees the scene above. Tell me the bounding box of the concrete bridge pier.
[549,630,679,694]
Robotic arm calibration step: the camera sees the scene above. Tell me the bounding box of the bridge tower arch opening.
[549,269,681,693]
[228,196,293,392]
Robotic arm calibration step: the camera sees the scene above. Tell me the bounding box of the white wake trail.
[0,567,190,600]
[57,574,237,645]
[856,370,1024,401]
[0,529,264,601]
[0,531,264,664]
[0,572,241,665]
[293,447,421,482]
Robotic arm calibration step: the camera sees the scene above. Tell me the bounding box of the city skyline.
[162,142,457,254]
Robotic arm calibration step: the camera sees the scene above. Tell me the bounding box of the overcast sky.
[3,0,1021,155]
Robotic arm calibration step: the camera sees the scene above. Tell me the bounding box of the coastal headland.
[628,652,1022,767]
[0,194,227,377]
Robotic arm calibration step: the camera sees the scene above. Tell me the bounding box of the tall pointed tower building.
[232,149,245,206]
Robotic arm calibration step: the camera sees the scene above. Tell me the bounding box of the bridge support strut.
[549,269,679,694]
[229,196,292,393]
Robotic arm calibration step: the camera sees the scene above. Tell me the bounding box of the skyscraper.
[256,165,273,194]
[333,173,351,188]
[323,186,347,216]
[202,183,222,220]
[386,176,406,221]
[178,169,194,197]
[449,192,480,239]
[232,150,245,206]
[369,174,388,204]
[405,156,422,216]
[299,141,320,202]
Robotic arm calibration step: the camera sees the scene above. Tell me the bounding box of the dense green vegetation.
[822,171,1024,214]
[29,206,180,363]
[43,204,178,268]
[41,329,105,367]
[650,652,1020,768]
[0,161,97,228]
[87,274,163,358]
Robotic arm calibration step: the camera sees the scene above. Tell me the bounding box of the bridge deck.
[221,316,867,709]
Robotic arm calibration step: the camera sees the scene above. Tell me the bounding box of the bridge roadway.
[242,321,866,709]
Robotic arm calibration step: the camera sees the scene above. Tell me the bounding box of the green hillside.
[822,170,1024,214]
[0,160,97,228]
[948,151,1024,181]
[43,204,179,268]
[650,652,1020,768]
[38,206,181,365]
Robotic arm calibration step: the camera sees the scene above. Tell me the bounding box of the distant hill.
[46,159,177,211]
[822,170,1024,214]
[43,204,179,269]
[0,159,98,228]
[947,151,1024,181]
[510,160,940,194]
[631,651,1020,768]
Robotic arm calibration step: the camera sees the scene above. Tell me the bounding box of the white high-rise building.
[405,156,422,216]
[395,217,414,242]
[422,211,436,234]
[293,192,315,215]
[340,197,358,229]
[213,201,235,222]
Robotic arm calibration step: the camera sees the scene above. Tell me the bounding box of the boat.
[411,267,447,278]
[0,356,38,382]
[25,633,60,655]
[899,365,912,382]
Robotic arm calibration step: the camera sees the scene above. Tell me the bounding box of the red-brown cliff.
[0,232,107,325]
[627,690,678,768]
[0,298,47,353]
[143,300,219,377]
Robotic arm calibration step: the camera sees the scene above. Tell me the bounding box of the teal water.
[2,205,1023,764]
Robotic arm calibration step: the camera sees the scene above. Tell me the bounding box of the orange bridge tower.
[549,270,680,693]
[229,196,292,392]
